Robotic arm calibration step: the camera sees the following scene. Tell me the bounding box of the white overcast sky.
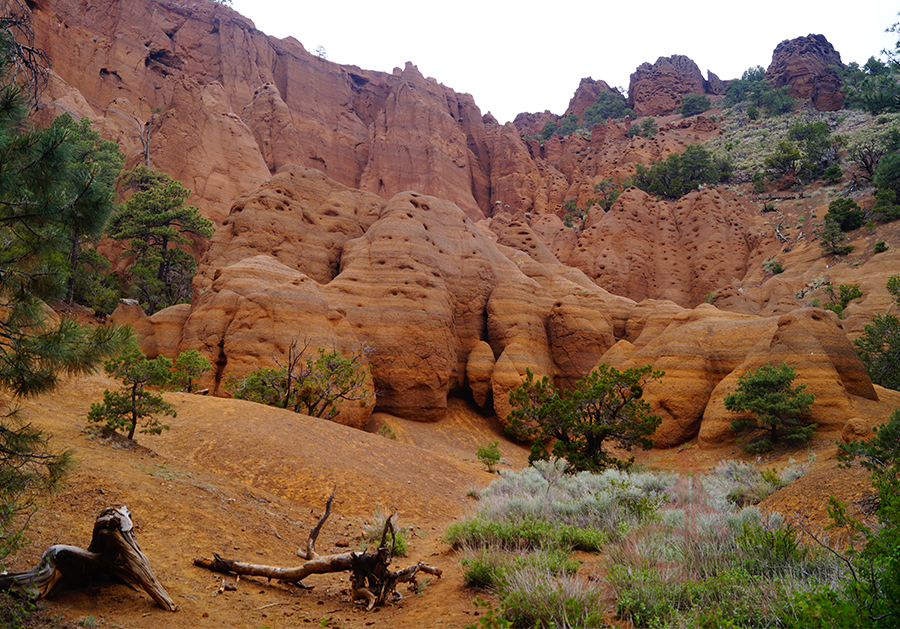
[228,0,897,124]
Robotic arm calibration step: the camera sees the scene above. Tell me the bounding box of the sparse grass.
[138,463,192,481]
[361,507,412,556]
[377,424,397,440]
[460,546,579,590]
[609,475,846,628]
[451,459,841,629]
[501,568,606,628]
[704,108,887,180]
[701,456,813,509]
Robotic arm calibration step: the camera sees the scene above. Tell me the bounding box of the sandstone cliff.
[112,164,881,448]
[765,34,846,111]
[34,0,889,449]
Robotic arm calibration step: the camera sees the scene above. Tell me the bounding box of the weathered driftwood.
[193,490,441,609]
[0,506,177,611]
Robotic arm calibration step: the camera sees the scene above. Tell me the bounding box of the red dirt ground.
[5,374,899,628]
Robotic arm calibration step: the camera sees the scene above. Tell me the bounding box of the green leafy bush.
[476,441,501,473]
[71,248,122,315]
[582,90,635,125]
[873,152,900,223]
[792,409,900,627]
[842,56,900,115]
[816,218,854,256]
[724,66,794,116]
[875,241,889,253]
[854,313,900,390]
[634,144,731,199]
[763,258,784,275]
[108,167,215,314]
[680,93,711,117]
[825,198,865,231]
[627,117,658,139]
[169,350,212,393]
[225,339,372,419]
[765,120,839,183]
[592,178,624,211]
[823,284,863,319]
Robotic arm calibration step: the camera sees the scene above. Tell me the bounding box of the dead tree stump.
[193,489,441,609]
[0,506,176,611]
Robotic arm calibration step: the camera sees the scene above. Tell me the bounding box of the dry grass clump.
[608,476,848,628]
[450,458,844,628]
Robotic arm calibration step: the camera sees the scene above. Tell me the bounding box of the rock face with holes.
[627,55,711,117]
[765,34,845,111]
[566,187,760,307]
[177,166,631,422]
[563,77,618,119]
[126,164,879,448]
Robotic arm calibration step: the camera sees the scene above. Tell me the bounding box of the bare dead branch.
[193,492,441,609]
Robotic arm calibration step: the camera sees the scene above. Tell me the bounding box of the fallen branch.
[193,489,441,609]
[0,506,176,611]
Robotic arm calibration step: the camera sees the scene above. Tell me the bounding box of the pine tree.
[0,23,130,563]
[108,166,214,314]
[725,362,816,452]
[87,347,175,440]
[506,364,663,472]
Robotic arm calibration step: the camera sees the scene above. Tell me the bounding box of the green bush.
[540,119,557,141]
[825,198,865,231]
[225,339,372,419]
[169,350,212,393]
[875,241,889,253]
[477,441,501,473]
[854,313,900,390]
[634,144,732,199]
[506,365,663,472]
[627,117,658,139]
[817,217,854,256]
[680,93,711,117]
[763,258,784,275]
[71,248,122,315]
[872,188,900,223]
[823,284,863,319]
[724,66,794,116]
[582,90,635,125]
[873,152,900,222]
[752,171,766,193]
[765,121,839,183]
[795,409,900,627]
[842,57,900,115]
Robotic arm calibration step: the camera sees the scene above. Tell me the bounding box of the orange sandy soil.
[5,374,899,629]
